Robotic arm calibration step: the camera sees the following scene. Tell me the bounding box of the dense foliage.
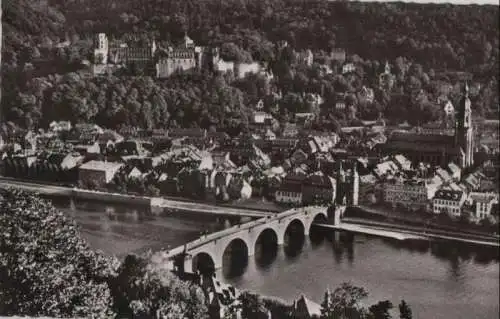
[0,189,116,317]
[2,0,499,130]
[0,189,207,318]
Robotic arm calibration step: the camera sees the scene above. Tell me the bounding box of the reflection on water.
[48,196,213,258]
[217,227,500,319]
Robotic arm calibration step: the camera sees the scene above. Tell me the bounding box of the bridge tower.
[333,205,345,226]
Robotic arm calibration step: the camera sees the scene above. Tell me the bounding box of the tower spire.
[464,81,469,97]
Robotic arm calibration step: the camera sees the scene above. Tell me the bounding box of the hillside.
[1,0,499,128]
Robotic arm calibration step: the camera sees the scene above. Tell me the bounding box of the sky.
[356,0,498,4]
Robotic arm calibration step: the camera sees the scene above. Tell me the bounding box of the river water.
[51,197,499,319]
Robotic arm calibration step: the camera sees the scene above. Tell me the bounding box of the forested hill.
[1,0,499,130]
[48,0,499,74]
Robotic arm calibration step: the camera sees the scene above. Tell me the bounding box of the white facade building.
[432,189,467,217]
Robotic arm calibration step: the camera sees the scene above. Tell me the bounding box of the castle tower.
[151,39,157,57]
[455,82,474,168]
[93,33,109,64]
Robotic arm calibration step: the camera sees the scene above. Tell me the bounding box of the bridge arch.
[191,251,217,275]
[307,211,328,234]
[253,228,279,262]
[222,237,250,277]
[279,218,306,245]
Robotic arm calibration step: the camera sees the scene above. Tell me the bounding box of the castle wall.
[235,62,261,79]
[156,58,197,78]
[214,59,235,73]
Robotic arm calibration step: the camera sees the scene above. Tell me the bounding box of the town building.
[382,83,474,168]
[383,176,441,210]
[468,192,498,221]
[432,189,467,217]
[78,160,124,188]
[302,171,337,205]
[330,48,346,63]
[275,171,307,205]
[295,49,314,67]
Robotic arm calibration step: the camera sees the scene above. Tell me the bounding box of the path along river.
[51,197,499,319]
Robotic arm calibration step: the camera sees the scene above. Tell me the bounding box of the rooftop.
[79,160,123,172]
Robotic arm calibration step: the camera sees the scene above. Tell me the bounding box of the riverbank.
[0,177,277,218]
[352,204,499,238]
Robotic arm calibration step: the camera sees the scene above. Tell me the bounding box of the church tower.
[455,82,474,168]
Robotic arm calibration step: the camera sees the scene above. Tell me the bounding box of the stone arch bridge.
[156,206,344,273]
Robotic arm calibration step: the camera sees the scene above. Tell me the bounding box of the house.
[335,100,346,111]
[447,162,461,181]
[264,129,276,141]
[373,160,399,180]
[441,100,455,129]
[293,295,322,319]
[358,86,375,103]
[330,48,346,63]
[227,176,253,200]
[342,62,356,74]
[49,121,72,132]
[72,141,101,156]
[78,160,124,188]
[168,128,207,140]
[252,111,274,125]
[97,130,124,149]
[275,171,307,205]
[291,149,309,166]
[295,49,314,67]
[435,167,452,184]
[468,192,498,221]
[432,189,467,217]
[302,171,337,205]
[295,113,315,125]
[379,61,395,90]
[2,154,38,178]
[282,123,299,138]
[393,154,412,171]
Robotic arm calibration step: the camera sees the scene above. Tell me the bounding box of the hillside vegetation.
[2,0,498,130]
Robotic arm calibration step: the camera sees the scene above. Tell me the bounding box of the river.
[50,197,499,319]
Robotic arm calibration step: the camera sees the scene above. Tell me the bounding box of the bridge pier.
[184,256,193,273]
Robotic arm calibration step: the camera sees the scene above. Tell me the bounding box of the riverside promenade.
[0,177,274,218]
[321,218,500,247]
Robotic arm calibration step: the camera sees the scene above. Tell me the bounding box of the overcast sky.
[356,0,498,4]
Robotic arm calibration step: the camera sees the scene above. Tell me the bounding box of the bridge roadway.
[152,206,330,273]
[0,177,274,218]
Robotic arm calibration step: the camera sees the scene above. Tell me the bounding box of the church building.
[382,82,474,169]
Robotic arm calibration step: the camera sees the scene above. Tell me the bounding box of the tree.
[109,253,208,319]
[0,189,117,317]
[398,300,412,319]
[368,300,393,319]
[320,282,368,319]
